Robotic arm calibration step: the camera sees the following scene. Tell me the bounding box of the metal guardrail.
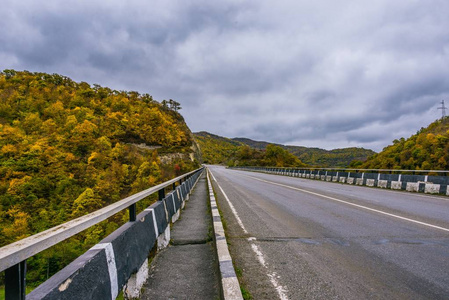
[0,167,203,299]
[231,166,449,195]
[232,166,449,174]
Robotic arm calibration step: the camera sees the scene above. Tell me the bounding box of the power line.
[438,100,447,119]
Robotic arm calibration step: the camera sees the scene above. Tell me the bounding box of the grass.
[0,286,35,300]
[234,267,252,299]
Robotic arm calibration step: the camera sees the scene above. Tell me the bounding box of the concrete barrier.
[377,180,388,188]
[28,170,204,300]
[425,183,440,194]
[233,167,449,196]
[391,181,402,190]
[366,179,375,187]
[406,182,420,192]
[28,206,160,300]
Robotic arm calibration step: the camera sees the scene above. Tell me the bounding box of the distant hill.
[194,131,243,164]
[233,138,375,167]
[361,118,449,170]
[195,132,375,167]
[232,137,270,150]
[194,132,306,167]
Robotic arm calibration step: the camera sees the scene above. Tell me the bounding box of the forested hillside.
[194,132,306,167]
[196,132,375,167]
[194,131,243,164]
[360,118,449,170]
[286,146,376,167]
[234,138,375,167]
[0,70,198,285]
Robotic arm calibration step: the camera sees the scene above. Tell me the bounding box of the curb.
[206,170,244,300]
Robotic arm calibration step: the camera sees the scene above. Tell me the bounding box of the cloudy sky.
[1,0,449,151]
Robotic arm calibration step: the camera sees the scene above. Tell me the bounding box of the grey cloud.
[1,0,449,151]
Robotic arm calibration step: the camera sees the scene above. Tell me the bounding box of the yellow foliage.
[0,70,198,276]
[7,176,32,195]
[1,144,16,155]
[2,208,30,241]
[88,152,100,164]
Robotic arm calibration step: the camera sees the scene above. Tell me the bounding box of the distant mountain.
[233,137,375,167]
[195,131,306,167]
[194,132,375,167]
[232,137,271,150]
[361,117,449,170]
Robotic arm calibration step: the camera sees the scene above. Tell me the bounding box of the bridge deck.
[140,173,221,299]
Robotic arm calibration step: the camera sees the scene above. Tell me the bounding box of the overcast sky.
[2,0,449,151]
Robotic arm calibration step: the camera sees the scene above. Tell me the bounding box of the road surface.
[208,165,449,299]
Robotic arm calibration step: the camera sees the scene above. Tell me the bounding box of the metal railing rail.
[231,166,449,174]
[0,167,203,273]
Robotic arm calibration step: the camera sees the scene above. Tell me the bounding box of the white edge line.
[209,170,248,234]
[246,174,449,233]
[250,243,289,300]
[209,169,289,300]
[241,168,449,202]
[206,170,244,300]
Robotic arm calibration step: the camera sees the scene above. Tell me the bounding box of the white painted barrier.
[377,180,388,188]
[425,183,440,194]
[391,181,402,190]
[406,182,419,192]
[366,179,375,187]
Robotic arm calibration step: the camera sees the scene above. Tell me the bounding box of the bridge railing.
[0,167,204,300]
[231,166,449,195]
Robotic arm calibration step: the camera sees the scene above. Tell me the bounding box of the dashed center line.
[244,174,449,233]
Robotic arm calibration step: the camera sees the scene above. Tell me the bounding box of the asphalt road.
[208,165,449,300]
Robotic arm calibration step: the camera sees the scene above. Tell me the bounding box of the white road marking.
[251,243,289,300]
[245,175,449,233]
[209,171,248,234]
[237,169,449,202]
[209,169,289,300]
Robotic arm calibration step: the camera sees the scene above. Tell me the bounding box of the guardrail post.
[129,204,136,222]
[158,188,165,201]
[5,260,26,300]
[172,182,176,190]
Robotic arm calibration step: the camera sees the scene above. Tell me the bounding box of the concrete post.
[123,259,149,299]
[157,226,170,251]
